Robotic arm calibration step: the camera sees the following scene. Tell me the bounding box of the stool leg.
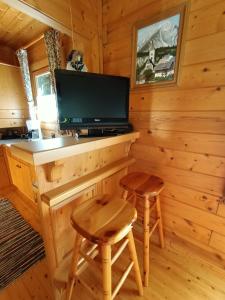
[156,195,165,248]
[127,230,143,296]
[122,190,137,206]
[143,196,150,287]
[65,233,83,300]
[122,189,128,201]
[102,244,112,300]
[132,193,137,207]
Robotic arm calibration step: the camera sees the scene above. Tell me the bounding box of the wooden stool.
[120,172,165,287]
[54,194,143,300]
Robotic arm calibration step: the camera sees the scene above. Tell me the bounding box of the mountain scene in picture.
[136,14,181,85]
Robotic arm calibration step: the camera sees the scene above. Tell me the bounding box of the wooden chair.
[120,172,165,287]
[54,194,143,300]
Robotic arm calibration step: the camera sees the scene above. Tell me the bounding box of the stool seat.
[120,172,164,197]
[71,194,137,245]
[60,193,143,300]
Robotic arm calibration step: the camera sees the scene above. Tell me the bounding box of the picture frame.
[131,4,186,88]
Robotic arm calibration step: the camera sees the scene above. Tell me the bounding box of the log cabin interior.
[0,0,225,299]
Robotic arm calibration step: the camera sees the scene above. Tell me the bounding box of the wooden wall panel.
[28,38,48,71]
[136,129,225,157]
[161,182,219,213]
[187,1,225,40]
[183,31,225,65]
[190,0,223,12]
[130,160,224,197]
[161,196,225,236]
[130,87,225,112]
[130,111,225,134]
[179,60,225,88]
[132,144,225,177]
[70,0,102,73]
[0,45,18,65]
[0,64,27,109]
[21,0,71,29]
[103,0,225,263]
[161,211,211,245]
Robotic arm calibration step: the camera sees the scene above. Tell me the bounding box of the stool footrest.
[76,249,99,277]
[79,249,101,272]
[112,261,134,300]
[111,239,129,266]
[78,242,98,268]
[149,218,160,237]
[150,200,157,211]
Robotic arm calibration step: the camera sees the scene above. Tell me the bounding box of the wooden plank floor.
[1,187,225,300]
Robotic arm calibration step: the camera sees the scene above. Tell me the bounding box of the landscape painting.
[133,8,184,86]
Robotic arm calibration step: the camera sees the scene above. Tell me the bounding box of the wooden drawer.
[0,109,28,119]
[8,156,34,200]
[0,119,26,128]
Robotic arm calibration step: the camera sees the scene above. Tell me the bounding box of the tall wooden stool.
[54,194,143,300]
[120,172,165,287]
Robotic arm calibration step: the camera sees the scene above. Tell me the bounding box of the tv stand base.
[76,125,133,137]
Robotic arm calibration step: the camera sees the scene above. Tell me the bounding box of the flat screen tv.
[55,69,130,130]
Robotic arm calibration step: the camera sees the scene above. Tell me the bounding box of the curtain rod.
[16,34,44,52]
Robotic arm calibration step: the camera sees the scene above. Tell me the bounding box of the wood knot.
[104,230,117,237]
[203,67,209,72]
[96,199,108,206]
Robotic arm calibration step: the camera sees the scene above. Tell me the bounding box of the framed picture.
[131,4,186,88]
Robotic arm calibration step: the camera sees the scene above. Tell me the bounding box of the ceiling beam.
[0,0,72,37]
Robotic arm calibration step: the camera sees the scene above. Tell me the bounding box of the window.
[35,72,58,122]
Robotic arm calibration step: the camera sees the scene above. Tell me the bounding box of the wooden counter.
[10,132,139,165]
[8,132,140,300]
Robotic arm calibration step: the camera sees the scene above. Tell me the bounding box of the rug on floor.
[0,198,45,289]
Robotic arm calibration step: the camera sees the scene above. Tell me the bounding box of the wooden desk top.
[10,132,140,165]
[12,136,106,154]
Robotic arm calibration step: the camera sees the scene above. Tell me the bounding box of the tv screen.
[55,70,130,130]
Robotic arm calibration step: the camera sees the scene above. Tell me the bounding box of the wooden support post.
[102,244,112,300]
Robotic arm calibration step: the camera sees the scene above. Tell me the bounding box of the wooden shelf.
[42,156,135,207]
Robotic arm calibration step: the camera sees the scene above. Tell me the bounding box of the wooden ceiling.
[0,1,49,50]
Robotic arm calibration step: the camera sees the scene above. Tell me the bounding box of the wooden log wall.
[23,0,102,72]
[102,0,225,264]
[0,45,18,66]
